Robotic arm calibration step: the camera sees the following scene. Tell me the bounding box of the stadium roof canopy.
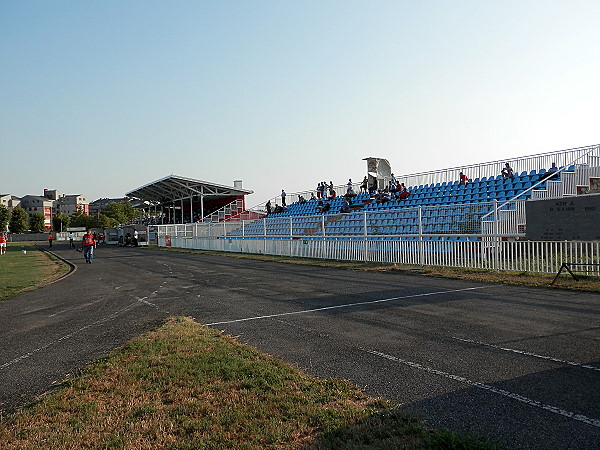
[125,175,253,204]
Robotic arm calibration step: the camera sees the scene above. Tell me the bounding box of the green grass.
[0,243,69,301]
[0,317,500,449]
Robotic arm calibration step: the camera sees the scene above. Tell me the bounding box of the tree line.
[0,201,140,233]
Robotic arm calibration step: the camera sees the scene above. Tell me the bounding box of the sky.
[2,0,599,206]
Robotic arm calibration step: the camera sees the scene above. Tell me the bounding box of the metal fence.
[156,232,600,276]
[155,202,600,276]
[156,201,523,241]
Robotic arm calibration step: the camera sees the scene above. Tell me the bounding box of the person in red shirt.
[48,232,53,248]
[0,232,7,255]
[398,187,411,200]
[81,230,96,264]
[459,172,471,186]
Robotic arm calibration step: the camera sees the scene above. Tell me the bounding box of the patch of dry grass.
[0,318,499,449]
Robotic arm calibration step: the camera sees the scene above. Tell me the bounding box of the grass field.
[0,317,500,449]
[0,243,69,301]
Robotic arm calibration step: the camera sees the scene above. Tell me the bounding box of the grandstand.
[155,144,600,275]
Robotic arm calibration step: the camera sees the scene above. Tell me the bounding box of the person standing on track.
[48,232,53,248]
[81,229,96,264]
[0,231,7,255]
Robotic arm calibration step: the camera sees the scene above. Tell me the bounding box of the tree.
[53,213,71,232]
[91,213,117,229]
[30,213,46,233]
[103,201,139,225]
[9,207,29,233]
[0,204,10,231]
[70,211,93,229]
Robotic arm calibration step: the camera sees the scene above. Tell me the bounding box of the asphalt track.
[1,243,599,448]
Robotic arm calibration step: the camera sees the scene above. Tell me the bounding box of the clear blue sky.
[2,1,598,205]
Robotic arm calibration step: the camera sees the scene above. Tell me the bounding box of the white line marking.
[1,301,140,371]
[48,297,107,318]
[363,348,600,428]
[452,337,600,372]
[204,286,492,326]
[137,297,157,308]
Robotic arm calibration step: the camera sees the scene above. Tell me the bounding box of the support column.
[200,195,204,221]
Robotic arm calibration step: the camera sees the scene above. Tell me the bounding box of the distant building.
[1,188,92,230]
[43,189,62,201]
[19,195,55,230]
[0,194,21,210]
[56,194,89,216]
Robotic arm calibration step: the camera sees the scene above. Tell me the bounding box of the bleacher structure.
[156,144,600,275]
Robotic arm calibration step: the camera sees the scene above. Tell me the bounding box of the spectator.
[347,179,353,192]
[316,182,323,198]
[459,172,471,186]
[316,200,330,213]
[398,187,411,200]
[329,186,337,199]
[369,179,378,196]
[310,192,316,200]
[540,162,559,181]
[361,176,368,193]
[344,186,356,202]
[298,195,307,204]
[375,190,390,204]
[273,204,283,214]
[266,200,272,215]
[0,231,7,255]
[340,199,351,213]
[501,163,514,179]
[281,189,286,206]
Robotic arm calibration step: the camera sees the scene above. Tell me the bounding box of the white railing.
[202,199,245,223]
[481,145,600,226]
[156,234,600,276]
[397,144,600,189]
[243,144,600,217]
[158,202,511,241]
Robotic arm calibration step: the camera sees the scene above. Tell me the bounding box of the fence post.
[418,206,424,266]
[494,199,500,271]
[263,218,267,254]
[363,211,368,262]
